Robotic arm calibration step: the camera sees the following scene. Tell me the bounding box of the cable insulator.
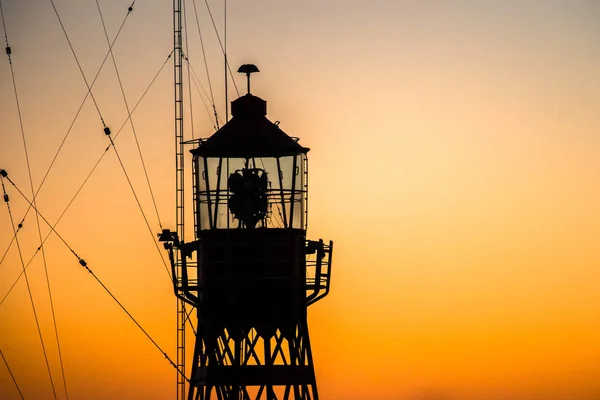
[5,47,10,55]
[3,194,8,203]
[17,223,22,229]
[104,127,111,135]
[128,6,133,12]
[0,169,7,177]
[79,259,87,267]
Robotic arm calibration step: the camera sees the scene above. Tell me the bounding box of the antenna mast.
[173,0,186,398]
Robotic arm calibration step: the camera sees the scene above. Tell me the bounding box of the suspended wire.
[4,1,190,389]
[7,7,137,394]
[188,64,218,130]
[48,0,107,127]
[2,4,66,397]
[0,227,19,268]
[106,135,173,280]
[182,0,197,138]
[33,2,134,206]
[4,175,87,262]
[80,259,190,383]
[185,56,216,111]
[0,2,137,272]
[95,0,163,232]
[1,177,58,400]
[191,0,220,127]
[185,57,219,130]
[202,0,239,96]
[0,261,21,308]
[0,0,8,48]
[0,347,24,400]
[0,53,173,308]
[2,176,189,383]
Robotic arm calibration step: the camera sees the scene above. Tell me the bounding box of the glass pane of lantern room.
[195,155,210,230]
[256,157,280,229]
[215,157,247,229]
[292,154,306,230]
[196,157,244,230]
[275,155,306,230]
[274,156,293,229]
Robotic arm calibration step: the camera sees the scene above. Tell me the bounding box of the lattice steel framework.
[173,0,187,398]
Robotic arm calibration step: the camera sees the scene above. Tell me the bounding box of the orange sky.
[1,1,600,399]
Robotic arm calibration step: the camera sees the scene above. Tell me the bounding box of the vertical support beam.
[265,337,273,400]
[203,157,214,228]
[303,156,308,231]
[289,156,298,229]
[213,158,223,228]
[276,158,288,228]
[173,0,186,399]
[173,0,184,243]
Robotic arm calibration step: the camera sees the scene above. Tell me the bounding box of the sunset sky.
[1,1,600,399]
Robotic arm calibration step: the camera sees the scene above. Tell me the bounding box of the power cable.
[0,347,24,400]
[95,0,163,231]
[0,53,173,308]
[2,174,190,383]
[1,176,58,400]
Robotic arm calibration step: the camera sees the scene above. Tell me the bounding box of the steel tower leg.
[187,320,318,400]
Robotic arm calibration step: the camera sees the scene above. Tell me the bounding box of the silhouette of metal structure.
[172,0,188,397]
[159,64,333,399]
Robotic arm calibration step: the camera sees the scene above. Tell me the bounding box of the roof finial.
[237,64,260,94]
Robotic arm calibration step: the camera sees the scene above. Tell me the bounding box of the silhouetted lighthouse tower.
[160,65,333,400]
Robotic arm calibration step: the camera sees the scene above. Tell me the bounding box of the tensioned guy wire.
[1,2,64,397]
[184,56,221,130]
[95,0,164,231]
[0,347,24,400]
[3,174,189,383]
[1,176,58,400]
[0,1,137,274]
[48,0,107,127]
[0,52,174,309]
[182,0,198,138]
[202,0,239,96]
[191,0,220,128]
[105,134,173,279]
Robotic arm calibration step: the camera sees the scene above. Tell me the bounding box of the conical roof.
[191,94,309,158]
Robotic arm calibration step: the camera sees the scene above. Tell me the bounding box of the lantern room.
[191,89,309,233]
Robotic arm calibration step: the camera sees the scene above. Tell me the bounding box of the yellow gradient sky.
[1,1,600,399]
